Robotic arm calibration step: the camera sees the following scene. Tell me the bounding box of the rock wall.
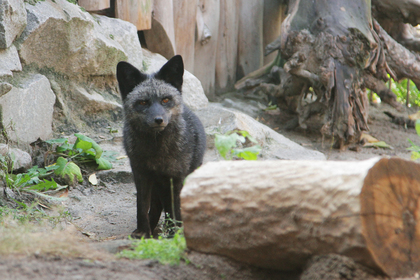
[0,0,208,145]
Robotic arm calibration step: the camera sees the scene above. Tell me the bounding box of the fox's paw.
[131,229,151,239]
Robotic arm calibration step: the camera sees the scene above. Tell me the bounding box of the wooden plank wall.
[78,0,284,98]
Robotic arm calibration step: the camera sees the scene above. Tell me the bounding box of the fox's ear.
[155,55,184,92]
[116,62,147,101]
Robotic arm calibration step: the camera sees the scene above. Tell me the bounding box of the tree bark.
[277,0,375,148]
[372,0,420,26]
[181,157,420,277]
[373,20,420,90]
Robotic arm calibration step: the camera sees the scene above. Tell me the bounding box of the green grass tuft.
[118,230,189,265]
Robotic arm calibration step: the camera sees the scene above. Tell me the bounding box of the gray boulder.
[0,82,12,96]
[197,103,325,161]
[17,0,132,77]
[0,0,26,49]
[0,74,56,143]
[0,144,32,171]
[69,82,122,113]
[0,44,22,77]
[95,15,143,71]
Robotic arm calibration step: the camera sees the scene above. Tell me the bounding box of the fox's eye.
[162,98,170,104]
[138,100,148,106]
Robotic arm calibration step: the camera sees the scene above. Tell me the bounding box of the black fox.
[116,55,206,238]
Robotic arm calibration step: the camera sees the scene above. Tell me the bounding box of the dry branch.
[374,20,420,90]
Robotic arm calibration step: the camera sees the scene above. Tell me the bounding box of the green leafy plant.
[215,130,261,160]
[0,155,65,201]
[118,229,189,265]
[46,133,114,174]
[389,77,420,107]
[263,101,278,111]
[407,120,420,160]
[0,134,115,208]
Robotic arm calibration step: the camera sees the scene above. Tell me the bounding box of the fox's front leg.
[161,177,184,236]
[131,171,152,239]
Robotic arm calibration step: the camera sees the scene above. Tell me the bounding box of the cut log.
[181,157,420,277]
[361,158,420,277]
[115,0,152,30]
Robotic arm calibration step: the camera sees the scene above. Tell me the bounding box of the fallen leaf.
[82,231,96,238]
[89,173,98,185]
[59,188,69,198]
[360,133,379,143]
[364,141,393,149]
[38,203,51,209]
[409,111,420,120]
[116,155,128,160]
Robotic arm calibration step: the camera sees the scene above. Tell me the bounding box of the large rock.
[0,44,22,77]
[16,0,135,77]
[0,144,32,171]
[142,49,209,110]
[197,103,325,161]
[0,0,26,49]
[0,74,56,143]
[94,15,143,70]
[69,81,122,113]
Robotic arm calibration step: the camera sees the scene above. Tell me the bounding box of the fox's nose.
[154,117,163,124]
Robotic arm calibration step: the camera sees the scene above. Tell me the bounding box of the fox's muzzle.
[147,103,169,130]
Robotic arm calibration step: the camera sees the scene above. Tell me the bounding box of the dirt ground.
[0,100,419,280]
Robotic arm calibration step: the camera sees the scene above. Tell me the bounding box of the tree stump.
[181,157,420,278]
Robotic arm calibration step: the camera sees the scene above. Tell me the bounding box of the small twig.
[407,79,410,107]
[170,178,176,222]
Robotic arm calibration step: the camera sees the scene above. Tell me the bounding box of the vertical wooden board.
[194,0,220,100]
[173,0,196,73]
[143,0,176,59]
[237,2,264,80]
[215,0,239,94]
[115,0,152,30]
[263,0,285,65]
[78,0,110,11]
